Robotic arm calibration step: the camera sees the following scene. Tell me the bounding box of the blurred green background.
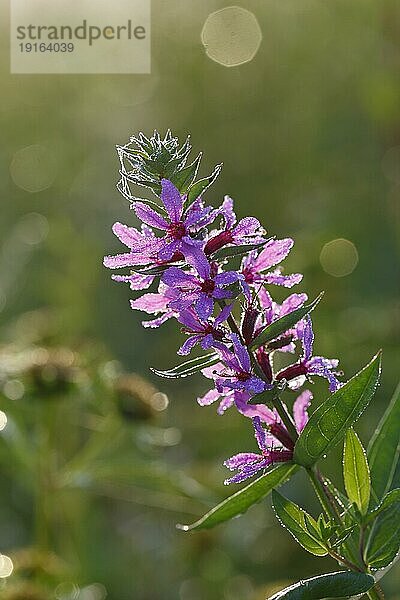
[0,0,399,598]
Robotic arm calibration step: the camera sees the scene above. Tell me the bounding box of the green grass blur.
[0,1,399,598]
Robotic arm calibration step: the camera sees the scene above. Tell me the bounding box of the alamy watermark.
[10,0,150,74]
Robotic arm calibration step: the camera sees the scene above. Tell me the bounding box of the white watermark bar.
[10,0,150,74]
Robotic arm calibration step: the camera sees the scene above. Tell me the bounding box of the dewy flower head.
[104,131,346,489]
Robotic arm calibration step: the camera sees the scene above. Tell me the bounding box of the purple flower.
[129,283,177,328]
[103,223,163,270]
[223,417,293,485]
[223,391,311,484]
[176,304,232,355]
[214,334,268,395]
[276,316,342,392]
[132,179,213,273]
[255,288,308,351]
[204,196,265,255]
[161,262,239,321]
[240,238,303,288]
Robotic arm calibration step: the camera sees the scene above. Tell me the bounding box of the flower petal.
[130,293,169,314]
[133,202,169,230]
[195,293,214,321]
[293,390,313,433]
[161,179,183,222]
[178,335,203,355]
[230,333,251,372]
[254,238,294,271]
[232,217,261,239]
[112,222,143,249]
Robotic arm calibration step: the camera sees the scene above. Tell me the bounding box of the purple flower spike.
[241,238,303,289]
[161,264,239,321]
[176,305,232,355]
[223,417,293,485]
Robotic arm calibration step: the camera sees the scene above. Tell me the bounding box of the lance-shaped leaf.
[211,240,270,262]
[152,353,219,379]
[343,429,370,515]
[294,353,381,468]
[249,293,323,350]
[186,163,223,203]
[169,153,202,193]
[267,571,375,600]
[177,463,298,531]
[368,381,400,503]
[272,490,328,556]
[365,500,400,569]
[366,488,400,524]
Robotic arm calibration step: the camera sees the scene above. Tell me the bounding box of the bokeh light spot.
[0,555,13,578]
[79,583,107,600]
[55,582,80,600]
[3,379,25,401]
[151,392,169,411]
[320,238,359,277]
[201,7,262,67]
[10,144,57,193]
[0,412,7,432]
[16,213,49,245]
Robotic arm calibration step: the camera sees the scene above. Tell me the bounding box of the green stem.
[273,395,298,443]
[307,467,340,523]
[327,548,363,573]
[367,583,385,600]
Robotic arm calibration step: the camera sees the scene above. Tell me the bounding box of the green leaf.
[343,429,371,515]
[368,381,400,503]
[212,241,269,261]
[152,353,219,379]
[365,500,400,569]
[186,163,223,203]
[177,463,298,531]
[169,153,202,192]
[366,488,400,524]
[267,571,375,600]
[272,490,328,556]
[249,293,323,350]
[294,353,381,468]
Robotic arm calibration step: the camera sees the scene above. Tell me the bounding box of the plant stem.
[307,467,340,523]
[273,395,299,442]
[327,548,363,573]
[367,583,385,600]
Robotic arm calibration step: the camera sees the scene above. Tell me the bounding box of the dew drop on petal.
[201,6,262,67]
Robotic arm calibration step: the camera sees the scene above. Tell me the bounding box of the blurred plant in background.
[0,310,210,598]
